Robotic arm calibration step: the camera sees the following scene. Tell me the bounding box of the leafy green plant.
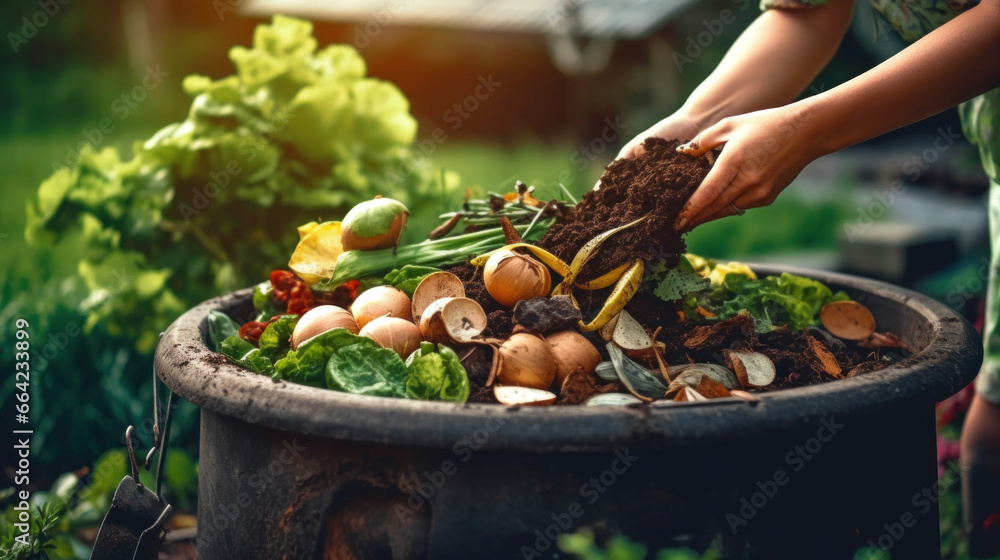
[24,15,447,353]
[10,15,452,474]
[0,499,71,560]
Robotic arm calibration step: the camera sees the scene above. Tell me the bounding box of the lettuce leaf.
[272,328,366,387]
[207,310,240,350]
[383,265,440,297]
[653,267,709,302]
[326,344,408,398]
[219,336,274,375]
[252,281,282,322]
[404,342,470,403]
[717,272,849,333]
[258,315,298,361]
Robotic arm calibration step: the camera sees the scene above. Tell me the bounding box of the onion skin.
[498,333,556,390]
[359,317,423,358]
[291,305,359,349]
[484,250,551,307]
[493,385,556,406]
[410,271,465,324]
[546,330,601,387]
[351,286,412,328]
[419,297,487,344]
[340,198,410,251]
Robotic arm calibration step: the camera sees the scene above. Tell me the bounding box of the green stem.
[314,221,553,290]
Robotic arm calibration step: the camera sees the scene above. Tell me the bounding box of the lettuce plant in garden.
[12,14,451,479]
[25,15,444,353]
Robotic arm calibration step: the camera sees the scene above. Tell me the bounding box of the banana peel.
[579,259,644,332]
[553,216,646,296]
[574,262,631,290]
[470,243,572,277]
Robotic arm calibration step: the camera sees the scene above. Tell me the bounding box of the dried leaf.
[805,336,842,379]
[695,376,732,399]
[607,344,668,401]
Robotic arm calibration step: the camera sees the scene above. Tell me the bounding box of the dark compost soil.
[538,137,712,279]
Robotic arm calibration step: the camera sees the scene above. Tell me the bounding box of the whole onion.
[498,333,556,390]
[291,305,359,349]
[351,286,411,328]
[546,330,601,386]
[483,249,551,307]
[359,317,423,358]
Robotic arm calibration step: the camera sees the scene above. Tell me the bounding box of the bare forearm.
[681,0,855,128]
[808,0,1000,156]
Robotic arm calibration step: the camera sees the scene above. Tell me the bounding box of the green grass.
[430,139,596,201]
[685,186,850,259]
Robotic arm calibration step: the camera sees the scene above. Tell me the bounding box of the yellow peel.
[288,221,344,285]
[554,216,647,295]
[470,243,571,277]
[579,259,644,332]
[296,221,321,240]
[575,262,630,290]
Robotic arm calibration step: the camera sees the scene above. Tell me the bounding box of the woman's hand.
[615,111,704,161]
[673,100,824,230]
[595,111,704,190]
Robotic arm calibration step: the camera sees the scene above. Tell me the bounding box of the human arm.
[675,0,1000,229]
[615,0,856,161]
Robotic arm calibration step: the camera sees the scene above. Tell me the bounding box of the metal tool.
[91,340,176,560]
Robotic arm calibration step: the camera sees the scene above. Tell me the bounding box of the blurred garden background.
[0,0,990,558]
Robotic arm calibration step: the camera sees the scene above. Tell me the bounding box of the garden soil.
[539,137,712,279]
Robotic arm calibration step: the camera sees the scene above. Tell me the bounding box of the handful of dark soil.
[539,138,713,278]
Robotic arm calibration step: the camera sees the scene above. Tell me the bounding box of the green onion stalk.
[314,221,553,290]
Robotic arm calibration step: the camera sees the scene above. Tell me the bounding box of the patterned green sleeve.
[760,0,830,10]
